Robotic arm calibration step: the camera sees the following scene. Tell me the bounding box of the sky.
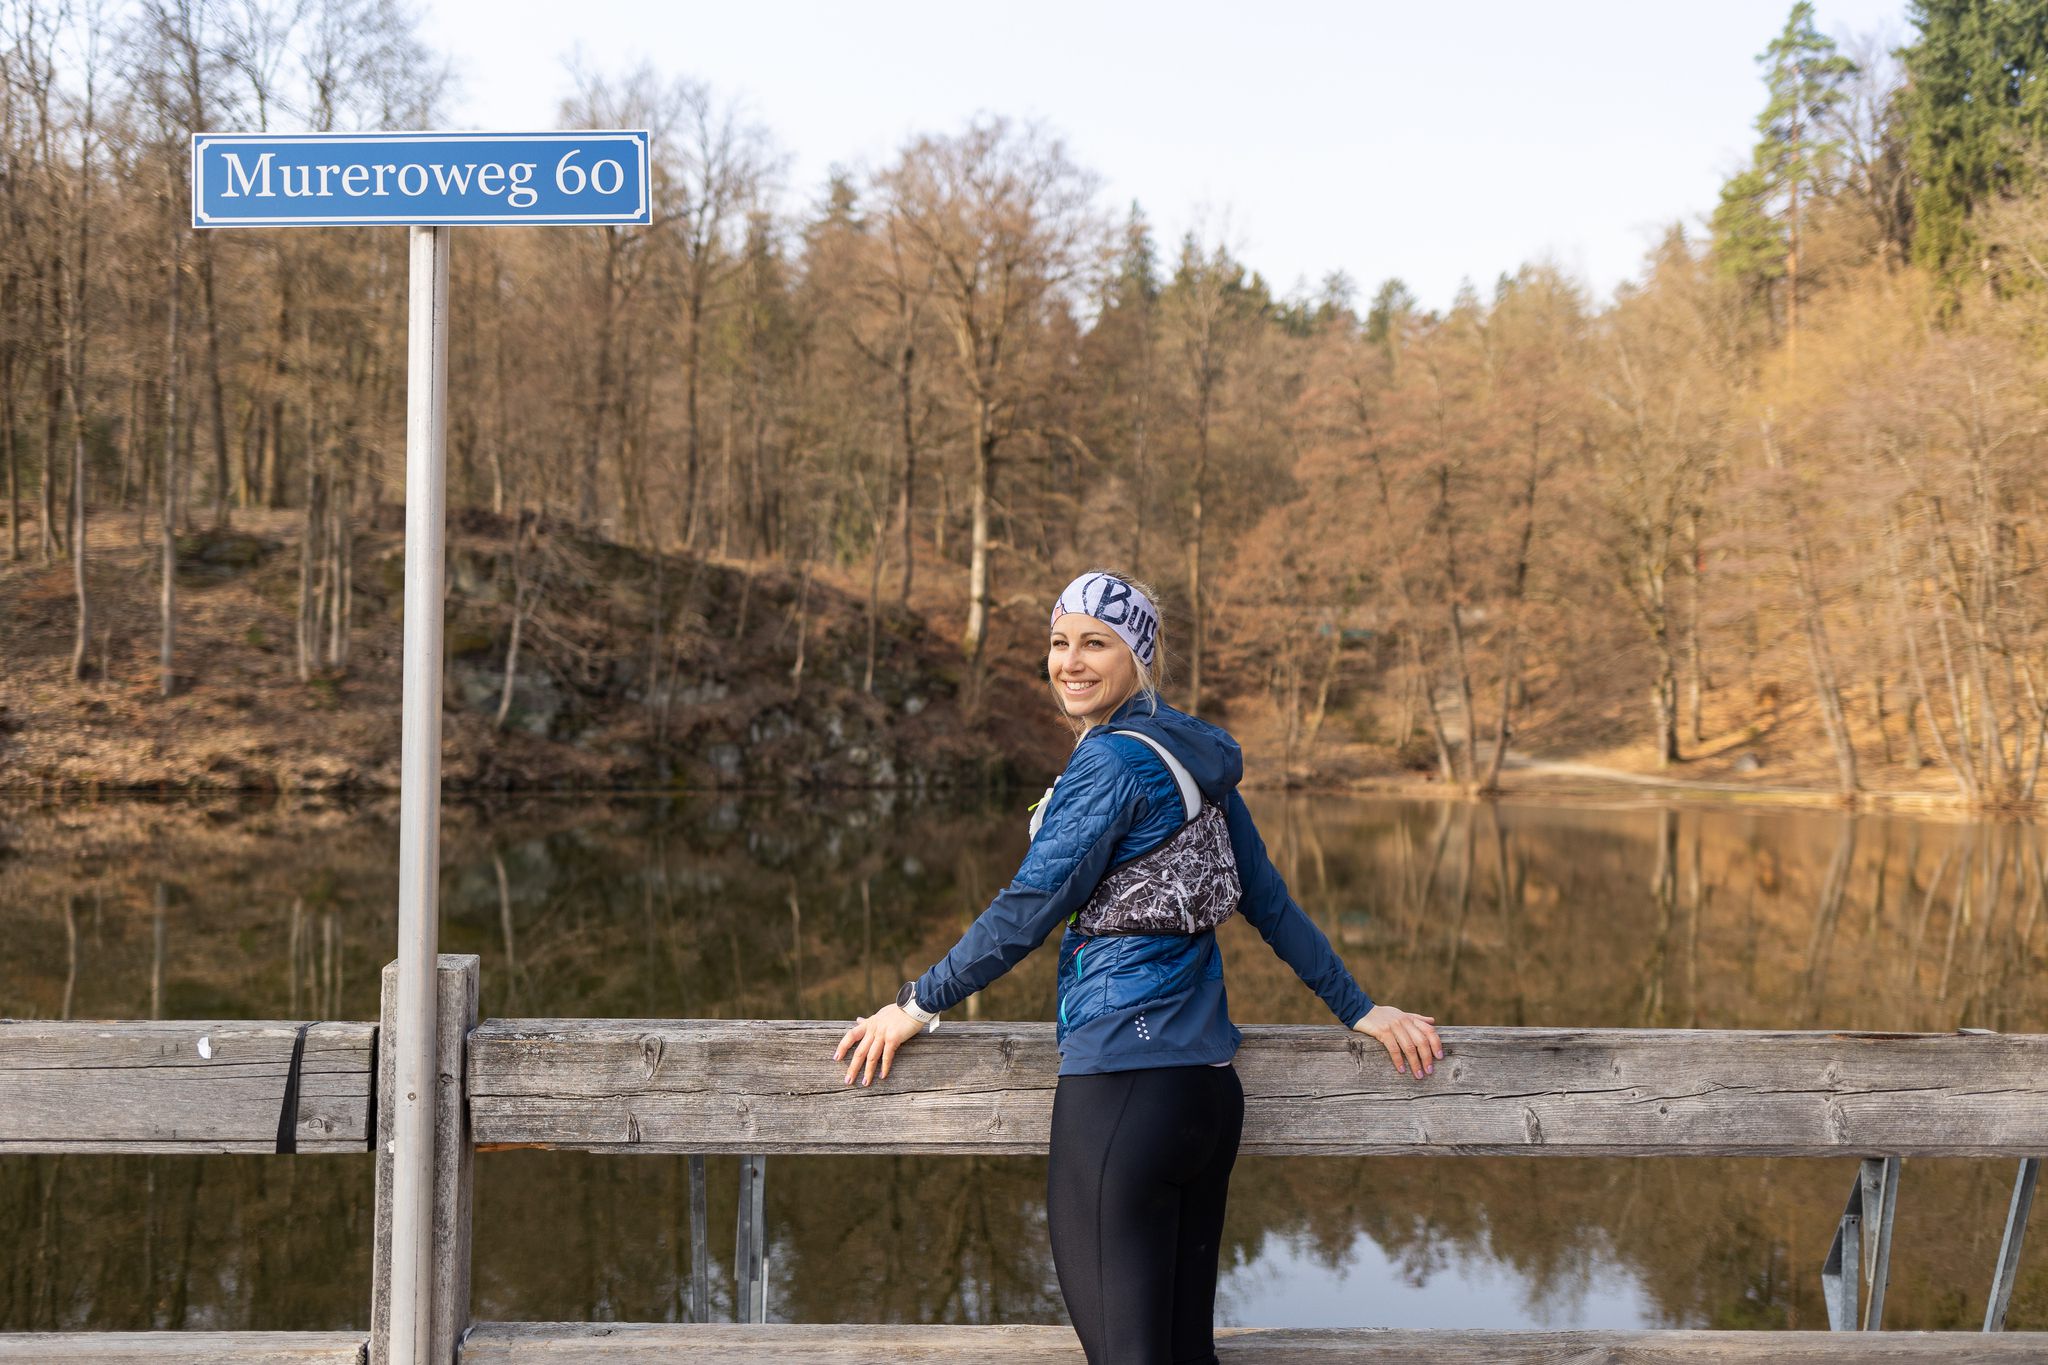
[415,0,1917,313]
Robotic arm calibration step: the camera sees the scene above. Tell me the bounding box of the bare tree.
[880,117,1100,687]
[1593,235,1727,766]
[59,0,105,680]
[1159,232,1256,713]
[664,80,767,547]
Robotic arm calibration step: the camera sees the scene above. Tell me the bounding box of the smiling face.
[1048,613,1140,723]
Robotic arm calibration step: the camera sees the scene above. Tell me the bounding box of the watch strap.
[898,981,939,1025]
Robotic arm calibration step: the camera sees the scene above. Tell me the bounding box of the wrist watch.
[896,980,940,1031]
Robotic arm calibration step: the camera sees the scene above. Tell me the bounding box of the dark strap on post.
[275,1022,313,1154]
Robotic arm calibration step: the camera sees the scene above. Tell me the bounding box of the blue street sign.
[190,130,651,228]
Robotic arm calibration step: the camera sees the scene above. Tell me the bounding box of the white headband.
[1049,572,1160,668]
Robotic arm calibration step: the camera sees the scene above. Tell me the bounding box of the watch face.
[897,982,915,1009]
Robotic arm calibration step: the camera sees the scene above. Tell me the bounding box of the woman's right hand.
[1353,1005,1441,1080]
[834,1004,929,1087]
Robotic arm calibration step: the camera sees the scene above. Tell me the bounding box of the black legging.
[1046,1064,1245,1365]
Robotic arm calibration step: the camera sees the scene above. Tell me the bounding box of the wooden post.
[373,955,477,1365]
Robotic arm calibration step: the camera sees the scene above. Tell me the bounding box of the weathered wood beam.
[466,1022,2048,1157]
[456,1323,2048,1362]
[372,956,478,1365]
[0,1020,375,1154]
[0,1332,366,1363]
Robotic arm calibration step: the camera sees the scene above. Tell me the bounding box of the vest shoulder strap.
[1111,729,1200,823]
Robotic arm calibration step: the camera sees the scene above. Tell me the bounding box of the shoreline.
[1343,772,2003,820]
[0,767,2019,821]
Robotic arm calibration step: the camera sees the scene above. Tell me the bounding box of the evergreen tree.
[1898,0,2048,275]
[1110,202,1161,310]
[1710,3,1857,342]
[1364,278,1417,348]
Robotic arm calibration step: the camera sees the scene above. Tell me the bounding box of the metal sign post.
[193,129,650,1365]
[388,221,450,1365]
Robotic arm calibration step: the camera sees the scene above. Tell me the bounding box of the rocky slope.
[0,511,1068,793]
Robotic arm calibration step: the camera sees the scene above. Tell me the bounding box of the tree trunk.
[1414,640,1457,784]
[120,376,142,512]
[262,266,291,509]
[581,230,617,525]
[962,403,994,688]
[68,399,89,681]
[489,256,509,516]
[4,358,19,562]
[1785,174,1800,366]
[1444,599,1478,786]
[160,235,181,700]
[682,285,705,546]
[62,280,90,682]
[1478,629,1520,794]
[1685,508,1706,744]
[1654,623,1680,768]
[715,390,734,557]
[896,338,917,603]
[496,518,527,731]
[236,399,257,510]
[1886,523,1974,797]
[865,506,886,695]
[199,238,231,528]
[1132,331,1152,583]
[788,556,812,695]
[297,463,323,681]
[1797,570,1859,798]
[1765,419,1856,797]
[1481,429,1544,794]
[41,351,62,562]
[1873,671,1893,764]
[1433,465,1479,786]
[1303,625,1343,758]
[326,477,351,670]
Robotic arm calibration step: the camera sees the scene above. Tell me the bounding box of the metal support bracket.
[1822,1155,1900,1331]
[1985,1157,2040,1332]
[734,1154,768,1323]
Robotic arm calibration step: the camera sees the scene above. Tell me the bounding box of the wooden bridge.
[2,954,2044,1362]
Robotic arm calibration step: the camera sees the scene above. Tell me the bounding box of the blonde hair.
[1047,570,1169,739]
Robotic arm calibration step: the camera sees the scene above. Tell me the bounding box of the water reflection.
[1,794,2043,1330]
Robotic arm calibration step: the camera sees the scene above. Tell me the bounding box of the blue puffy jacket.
[912,694,1375,1075]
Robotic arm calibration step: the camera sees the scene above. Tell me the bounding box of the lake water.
[2,793,2043,1333]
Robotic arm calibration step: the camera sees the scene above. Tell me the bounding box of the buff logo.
[1051,573,1159,666]
[1124,607,1159,664]
[1087,580,1158,665]
[1089,578,1135,624]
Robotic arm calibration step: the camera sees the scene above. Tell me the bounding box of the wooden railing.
[464,1017,2048,1157]
[0,1019,375,1154]
[2,954,2045,1363]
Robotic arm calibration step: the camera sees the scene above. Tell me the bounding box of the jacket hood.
[1094,696,1243,800]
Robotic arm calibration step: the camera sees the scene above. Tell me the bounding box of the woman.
[834,569,1441,1365]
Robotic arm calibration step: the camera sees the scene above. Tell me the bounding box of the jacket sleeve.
[913,741,1147,1014]
[1225,789,1375,1028]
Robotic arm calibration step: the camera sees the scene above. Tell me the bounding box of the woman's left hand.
[834,1004,929,1087]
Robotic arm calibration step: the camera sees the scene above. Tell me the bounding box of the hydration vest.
[1032,729,1242,938]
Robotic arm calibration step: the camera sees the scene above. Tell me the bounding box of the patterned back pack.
[1073,730,1241,937]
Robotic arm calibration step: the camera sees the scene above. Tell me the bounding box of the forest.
[5,0,2048,803]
